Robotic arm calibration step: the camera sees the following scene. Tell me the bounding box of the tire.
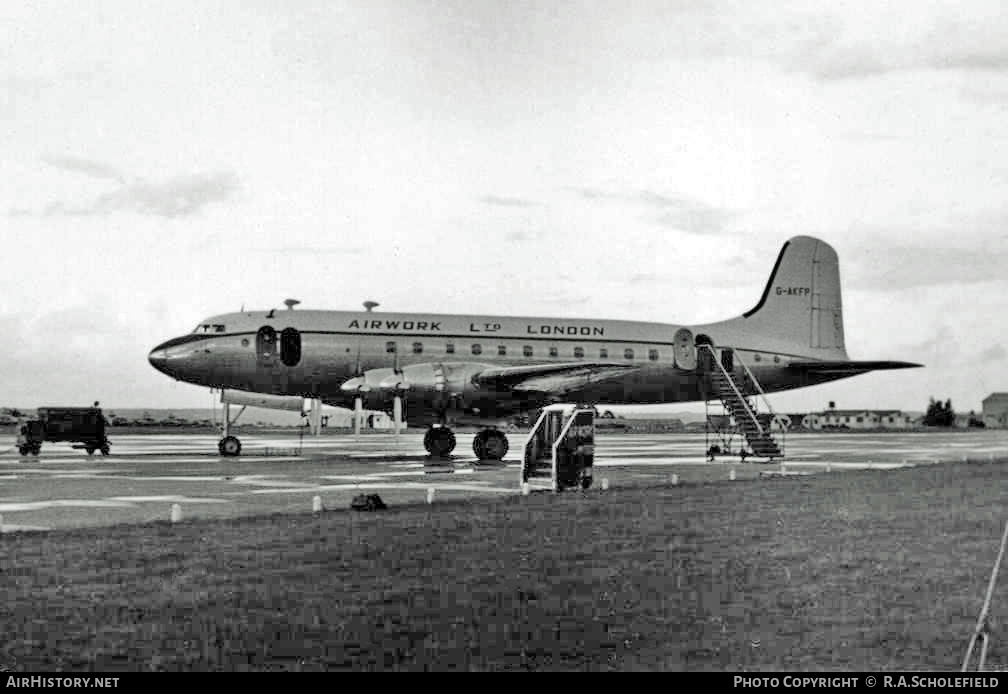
[100,444,110,456]
[474,431,508,461]
[218,436,241,457]
[18,445,29,456]
[85,446,95,456]
[426,428,456,457]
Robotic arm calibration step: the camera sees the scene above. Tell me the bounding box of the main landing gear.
[422,426,510,462]
[423,426,457,457]
[473,429,509,461]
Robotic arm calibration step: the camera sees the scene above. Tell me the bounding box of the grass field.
[3,459,1008,671]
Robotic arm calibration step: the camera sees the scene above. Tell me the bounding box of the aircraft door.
[256,326,279,367]
[673,328,696,369]
[280,328,301,367]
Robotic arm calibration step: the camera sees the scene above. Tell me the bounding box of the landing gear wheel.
[218,436,241,457]
[85,446,95,456]
[473,430,509,461]
[100,444,110,456]
[18,445,29,456]
[30,444,41,456]
[423,427,456,457]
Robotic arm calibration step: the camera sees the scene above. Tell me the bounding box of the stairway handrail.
[734,351,786,456]
[698,344,766,438]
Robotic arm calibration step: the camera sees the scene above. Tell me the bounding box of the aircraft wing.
[786,360,923,375]
[475,361,640,394]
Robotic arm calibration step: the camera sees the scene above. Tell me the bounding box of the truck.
[17,407,110,456]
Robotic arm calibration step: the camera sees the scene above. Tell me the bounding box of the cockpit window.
[193,323,226,334]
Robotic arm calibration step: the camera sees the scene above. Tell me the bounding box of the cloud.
[504,230,539,242]
[259,246,364,255]
[849,244,1008,290]
[797,10,1008,80]
[89,172,239,218]
[903,325,959,362]
[980,344,1007,362]
[41,155,128,183]
[479,194,538,208]
[575,187,735,235]
[25,162,240,219]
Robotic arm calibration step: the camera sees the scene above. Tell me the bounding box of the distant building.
[815,405,914,430]
[983,393,1008,428]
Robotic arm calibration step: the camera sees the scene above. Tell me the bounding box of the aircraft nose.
[148,347,169,373]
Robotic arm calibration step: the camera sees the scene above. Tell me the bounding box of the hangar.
[983,393,1008,428]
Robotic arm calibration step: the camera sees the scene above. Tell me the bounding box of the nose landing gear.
[218,435,242,456]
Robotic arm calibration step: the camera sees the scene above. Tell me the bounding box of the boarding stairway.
[699,344,783,460]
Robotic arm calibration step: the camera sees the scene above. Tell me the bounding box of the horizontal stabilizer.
[476,361,639,394]
[787,360,923,375]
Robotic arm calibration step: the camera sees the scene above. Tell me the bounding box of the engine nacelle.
[340,362,489,411]
[220,389,305,412]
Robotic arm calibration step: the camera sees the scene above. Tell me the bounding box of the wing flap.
[475,361,639,394]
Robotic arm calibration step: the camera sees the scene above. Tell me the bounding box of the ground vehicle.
[17,407,110,456]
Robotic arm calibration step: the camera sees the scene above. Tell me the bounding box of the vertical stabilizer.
[740,236,847,357]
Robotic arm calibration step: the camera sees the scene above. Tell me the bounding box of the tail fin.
[741,236,847,357]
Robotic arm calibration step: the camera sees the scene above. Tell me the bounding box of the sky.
[2,1,1007,415]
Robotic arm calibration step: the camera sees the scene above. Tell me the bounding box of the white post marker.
[521,482,530,496]
[730,468,736,481]
[601,478,609,491]
[427,487,436,504]
[826,463,832,473]
[0,513,4,533]
[671,473,678,486]
[312,495,322,513]
[170,503,182,523]
[354,397,363,440]
[393,395,403,441]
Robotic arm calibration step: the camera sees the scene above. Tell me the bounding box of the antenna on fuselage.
[363,301,379,312]
[284,298,300,310]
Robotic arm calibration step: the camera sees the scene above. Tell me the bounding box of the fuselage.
[148,308,847,424]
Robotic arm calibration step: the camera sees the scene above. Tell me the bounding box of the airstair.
[522,405,596,491]
[699,344,784,461]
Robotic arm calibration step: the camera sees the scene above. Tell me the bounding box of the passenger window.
[498,345,507,356]
[648,349,659,361]
[386,341,396,354]
[413,342,423,354]
[574,347,584,358]
[549,347,558,357]
[624,348,635,360]
[446,342,455,354]
[472,344,482,355]
[213,324,225,333]
[523,345,533,357]
[600,348,608,359]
